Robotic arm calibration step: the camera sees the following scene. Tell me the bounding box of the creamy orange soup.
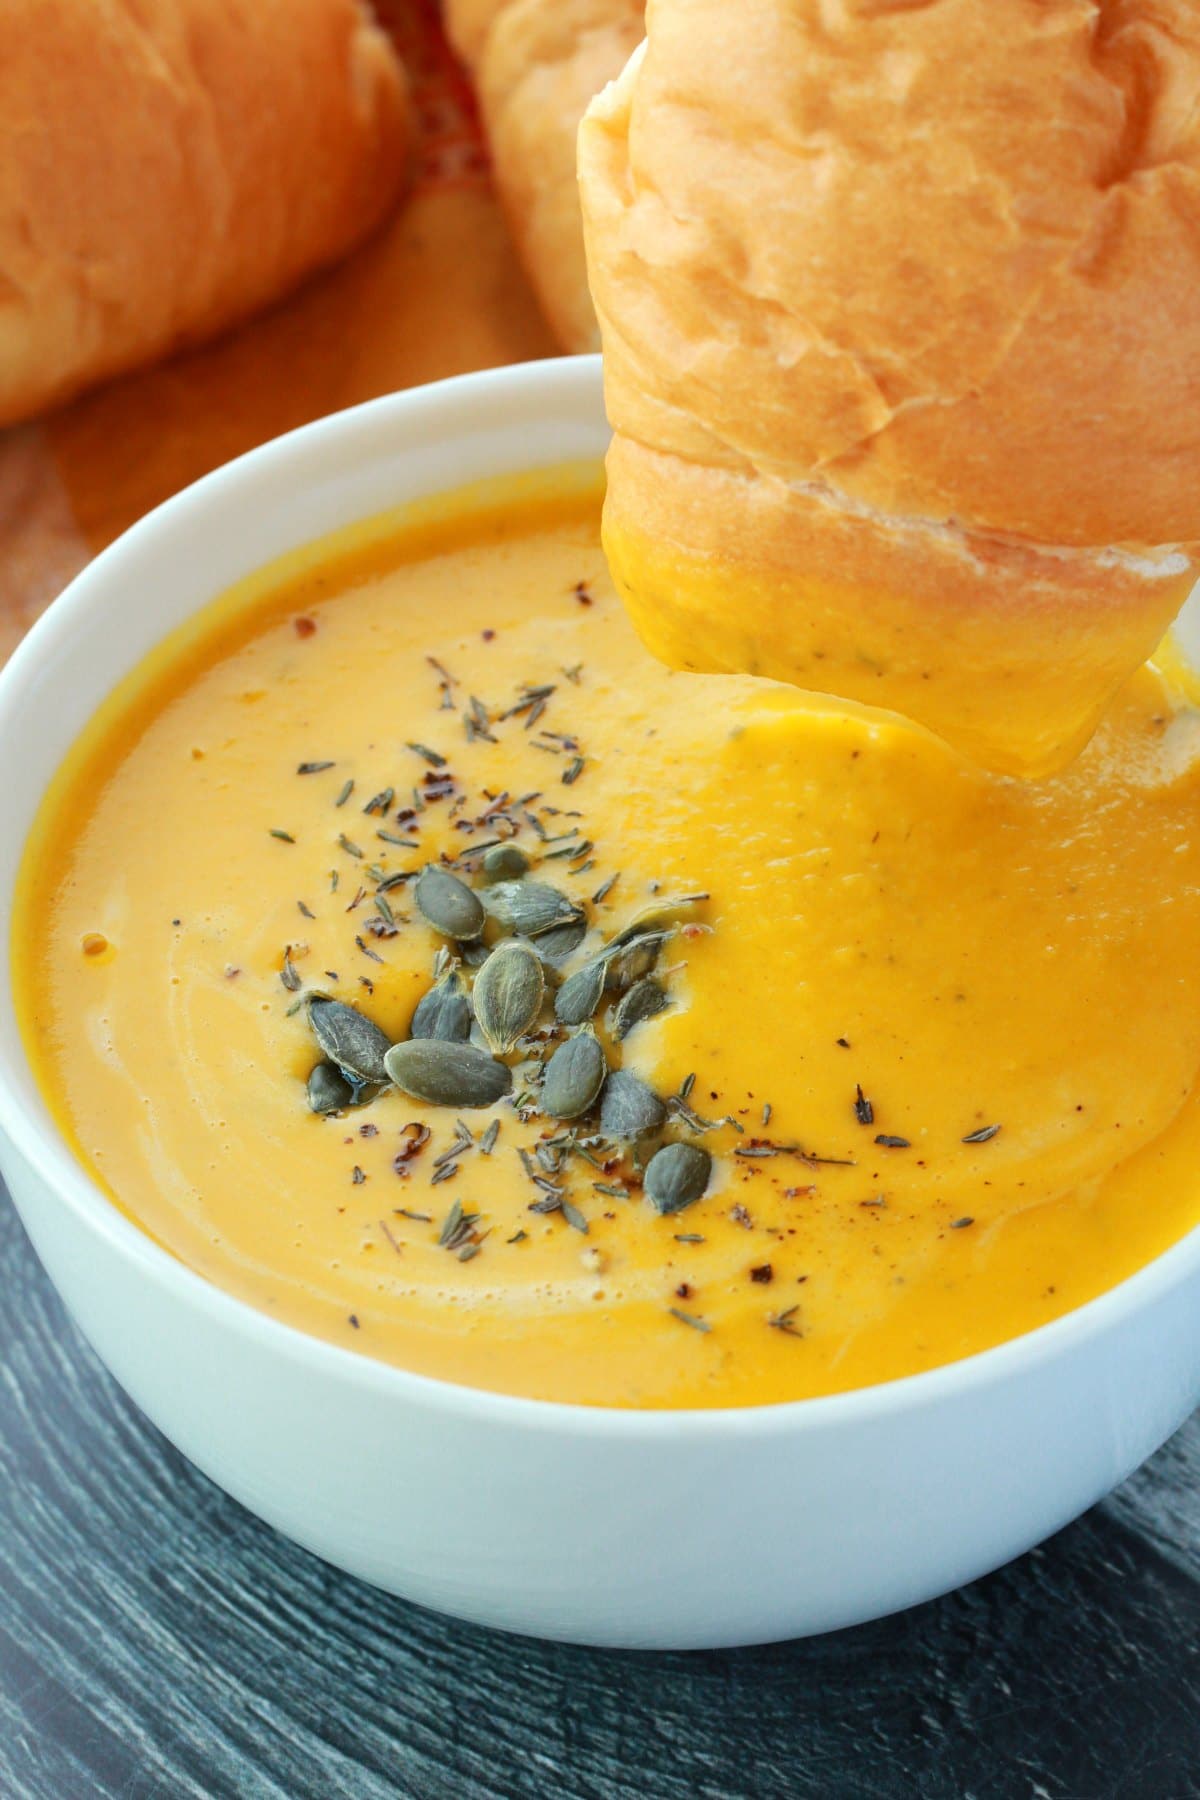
[15,469,1200,1407]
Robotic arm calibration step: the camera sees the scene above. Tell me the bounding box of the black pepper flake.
[854,1085,874,1126]
[951,1216,975,1230]
[962,1124,1001,1144]
[351,1166,365,1185]
[348,1313,360,1329]
[875,1133,910,1149]
[749,1264,773,1284]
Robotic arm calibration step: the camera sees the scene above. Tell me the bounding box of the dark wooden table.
[3,1191,1198,1800]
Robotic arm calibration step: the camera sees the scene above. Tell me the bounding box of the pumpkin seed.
[613,977,669,1040]
[414,864,485,941]
[644,1142,711,1213]
[480,843,530,882]
[599,1068,668,1140]
[384,1039,512,1108]
[541,1029,607,1120]
[482,879,583,937]
[410,971,473,1042]
[608,894,708,949]
[307,1060,354,1114]
[473,939,545,1054]
[604,930,670,991]
[309,997,392,1085]
[530,917,588,966]
[555,956,608,1026]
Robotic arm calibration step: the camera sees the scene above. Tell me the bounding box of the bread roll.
[447,0,644,351]
[0,0,410,428]
[579,0,1200,776]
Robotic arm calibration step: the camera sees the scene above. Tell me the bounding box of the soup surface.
[16,468,1200,1407]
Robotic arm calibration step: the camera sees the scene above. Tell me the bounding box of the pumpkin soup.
[15,469,1200,1408]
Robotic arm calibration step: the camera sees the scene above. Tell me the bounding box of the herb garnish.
[668,1306,711,1334]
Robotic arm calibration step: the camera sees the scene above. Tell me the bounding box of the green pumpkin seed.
[555,956,607,1026]
[608,894,708,949]
[414,864,485,941]
[473,939,545,1054]
[410,971,473,1042]
[309,997,392,1085]
[480,843,530,882]
[613,977,670,1040]
[384,1039,512,1108]
[530,917,588,966]
[644,1142,711,1213]
[604,930,670,991]
[599,1068,668,1140]
[541,1029,607,1120]
[307,1060,355,1114]
[482,879,583,937]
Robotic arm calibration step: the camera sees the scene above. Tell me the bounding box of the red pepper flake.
[294,616,317,639]
[573,581,593,607]
[482,628,496,642]
[749,1264,773,1284]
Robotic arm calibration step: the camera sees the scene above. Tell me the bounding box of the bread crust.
[448,0,643,351]
[580,0,1200,771]
[0,0,410,426]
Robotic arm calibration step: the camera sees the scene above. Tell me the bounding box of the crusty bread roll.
[0,0,410,428]
[579,0,1200,776]
[446,0,644,351]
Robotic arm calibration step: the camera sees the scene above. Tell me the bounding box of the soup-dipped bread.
[579,0,1200,776]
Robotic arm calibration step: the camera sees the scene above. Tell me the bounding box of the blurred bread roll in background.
[580,0,1200,777]
[0,0,410,428]
[447,0,644,350]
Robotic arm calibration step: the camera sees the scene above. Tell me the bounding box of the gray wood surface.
[2,1188,1198,1800]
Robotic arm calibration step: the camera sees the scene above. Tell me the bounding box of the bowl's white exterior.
[0,357,1197,1650]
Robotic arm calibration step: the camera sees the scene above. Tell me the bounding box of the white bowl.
[1,356,1197,1650]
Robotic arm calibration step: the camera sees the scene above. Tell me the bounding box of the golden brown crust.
[448,0,644,352]
[580,0,1200,772]
[0,0,410,428]
[581,0,1200,549]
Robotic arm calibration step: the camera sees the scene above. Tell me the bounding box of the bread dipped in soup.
[578,0,1200,777]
